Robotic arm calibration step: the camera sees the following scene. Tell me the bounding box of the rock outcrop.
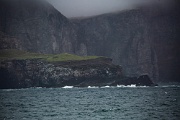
[110,75,156,86]
[0,52,156,89]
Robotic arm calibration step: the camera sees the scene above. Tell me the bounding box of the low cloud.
[47,0,176,18]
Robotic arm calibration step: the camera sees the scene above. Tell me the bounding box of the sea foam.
[62,86,74,89]
[88,86,99,88]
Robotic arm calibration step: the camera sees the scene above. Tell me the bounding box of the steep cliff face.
[72,10,159,82]
[148,8,180,82]
[0,31,22,49]
[0,0,76,54]
[72,7,180,82]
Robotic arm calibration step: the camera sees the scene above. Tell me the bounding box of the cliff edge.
[0,49,155,89]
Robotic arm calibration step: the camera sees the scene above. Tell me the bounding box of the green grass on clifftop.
[0,49,103,62]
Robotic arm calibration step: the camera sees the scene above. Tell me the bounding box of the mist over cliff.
[0,0,76,54]
[47,0,175,18]
[0,0,179,82]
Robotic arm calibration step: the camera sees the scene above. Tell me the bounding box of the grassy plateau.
[0,49,102,62]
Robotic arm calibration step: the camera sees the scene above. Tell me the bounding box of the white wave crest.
[101,86,110,88]
[88,86,99,88]
[62,86,74,89]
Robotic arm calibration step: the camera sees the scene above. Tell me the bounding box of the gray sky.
[47,0,174,18]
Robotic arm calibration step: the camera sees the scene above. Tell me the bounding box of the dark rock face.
[0,0,76,54]
[0,31,22,49]
[149,9,180,82]
[111,75,156,86]
[72,10,159,82]
[0,58,156,89]
[72,7,180,82]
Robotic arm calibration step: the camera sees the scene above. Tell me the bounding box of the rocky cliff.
[72,10,159,82]
[0,0,179,83]
[0,0,76,54]
[72,6,180,82]
[0,50,155,89]
[148,7,180,82]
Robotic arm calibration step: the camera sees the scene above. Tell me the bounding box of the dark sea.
[0,85,180,120]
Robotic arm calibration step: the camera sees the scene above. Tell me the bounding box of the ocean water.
[0,85,180,120]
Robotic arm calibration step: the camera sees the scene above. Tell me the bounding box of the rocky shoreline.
[0,53,156,89]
